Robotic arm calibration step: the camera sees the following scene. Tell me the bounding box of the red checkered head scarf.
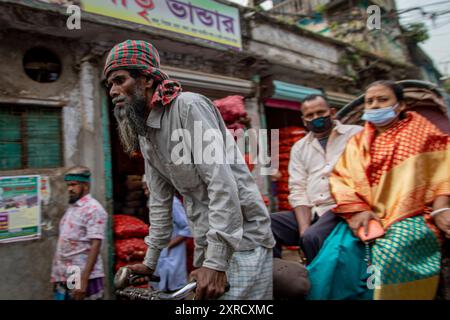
[104,40,182,106]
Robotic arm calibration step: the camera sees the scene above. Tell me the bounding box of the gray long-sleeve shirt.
[140,92,275,272]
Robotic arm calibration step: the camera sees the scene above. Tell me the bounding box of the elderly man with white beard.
[104,40,275,300]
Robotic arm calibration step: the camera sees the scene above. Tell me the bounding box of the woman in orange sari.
[328,80,450,300]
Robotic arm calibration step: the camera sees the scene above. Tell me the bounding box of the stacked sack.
[213,95,251,131]
[121,175,148,221]
[113,214,149,272]
[121,175,144,215]
[276,126,307,211]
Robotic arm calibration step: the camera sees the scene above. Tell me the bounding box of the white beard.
[114,98,147,155]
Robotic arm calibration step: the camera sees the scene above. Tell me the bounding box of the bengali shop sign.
[81,0,242,50]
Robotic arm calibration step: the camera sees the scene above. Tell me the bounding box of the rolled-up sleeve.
[288,141,312,208]
[143,163,175,271]
[183,99,243,272]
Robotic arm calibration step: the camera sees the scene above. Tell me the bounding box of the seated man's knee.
[270,211,292,228]
[270,213,280,231]
[270,213,286,239]
[301,228,319,247]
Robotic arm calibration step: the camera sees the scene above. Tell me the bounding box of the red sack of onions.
[113,215,149,239]
[115,238,148,261]
[213,95,247,124]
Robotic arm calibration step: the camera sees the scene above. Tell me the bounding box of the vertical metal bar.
[58,107,64,168]
[20,106,27,169]
[100,89,115,296]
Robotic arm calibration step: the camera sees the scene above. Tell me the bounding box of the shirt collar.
[73,194,92,207]
[305,120,345,143]
[334,120,347,135]
[146,104,164,129]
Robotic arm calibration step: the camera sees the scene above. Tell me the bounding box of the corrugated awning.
[161,65,255,97]
[272,80,322,102]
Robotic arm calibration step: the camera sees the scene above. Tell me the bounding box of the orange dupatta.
[330,111,450,229]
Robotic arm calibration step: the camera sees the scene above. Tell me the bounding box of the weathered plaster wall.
[247,20,344,79]
[0,168,67,299]
[0,30,109,299]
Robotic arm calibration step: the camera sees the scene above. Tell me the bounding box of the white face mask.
[362,103,399,126]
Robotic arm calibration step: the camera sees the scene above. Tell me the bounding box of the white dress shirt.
[288,120,363,217]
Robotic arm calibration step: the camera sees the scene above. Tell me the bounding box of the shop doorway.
[108,97,148,224]
[265,106,303,129]
[264,105,307,212]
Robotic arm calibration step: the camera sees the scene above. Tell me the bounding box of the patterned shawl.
[330,111,450,228]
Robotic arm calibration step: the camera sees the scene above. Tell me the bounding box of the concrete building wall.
[247,20,343,78]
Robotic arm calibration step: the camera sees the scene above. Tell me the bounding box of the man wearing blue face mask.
[271,94,363,263]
